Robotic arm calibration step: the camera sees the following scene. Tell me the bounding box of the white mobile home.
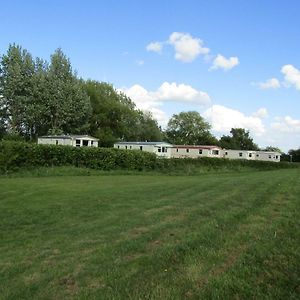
[38,135,99,147]
[255,151,281,162]
[171,145,222,159]
[222,149,281,162]
[222,149,257,160]
[114,141,173,158]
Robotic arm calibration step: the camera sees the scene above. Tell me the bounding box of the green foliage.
[0,141,157,173]
[0,45,91,139]
[85,80,162,146]
[0,141,296,174]
[0,44,35,136]
[135,111,163,142]
[165,111,216,145]
[154,156,296,175]
[219,128,259,150]
[287,148,300,162]
[263,146,282,153]
[46,49,91,134]
[85,80,137,146]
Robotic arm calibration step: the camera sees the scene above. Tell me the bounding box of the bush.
[0,141,297,174]
[0,141,156,173]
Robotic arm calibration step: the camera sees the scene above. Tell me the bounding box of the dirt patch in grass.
[127,226,150,237]
[160,212,187,224]
[87,277,106,290]
[58,275,79,295]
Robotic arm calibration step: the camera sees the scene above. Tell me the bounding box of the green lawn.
[0,169,300,299]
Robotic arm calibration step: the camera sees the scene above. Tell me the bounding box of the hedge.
[0,141,157,173]
[0,141,297,174]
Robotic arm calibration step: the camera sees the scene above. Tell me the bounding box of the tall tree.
[0,45,91,138]
[85,80,163,146]
[46,49,91,134]
[165,111,217,145]
[85,80,137,146]
[0,44,164,143]
[135,111,163,142]
[0,44,35,136]
[287,148,300,162]
[219,128,259,150]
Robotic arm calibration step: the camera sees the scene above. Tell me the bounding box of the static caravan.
[114,141,173,158]
[222,150,256,160]
[171,145,222,159]
[38,135,99,147]
[255,151,281,162]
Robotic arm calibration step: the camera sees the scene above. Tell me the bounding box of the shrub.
[0,141,156,173]
[0,141,297,174]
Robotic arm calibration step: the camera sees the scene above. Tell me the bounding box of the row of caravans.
[37,137,281,162]
[114,141,281,162]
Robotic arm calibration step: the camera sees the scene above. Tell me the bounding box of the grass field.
[0,169,300,299]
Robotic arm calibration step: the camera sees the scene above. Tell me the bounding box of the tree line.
[0,44,162,146]
[0,44,298,159]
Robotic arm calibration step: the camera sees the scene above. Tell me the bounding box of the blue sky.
[1,0,300,151]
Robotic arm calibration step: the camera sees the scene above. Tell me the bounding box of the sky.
[1,0,300,151]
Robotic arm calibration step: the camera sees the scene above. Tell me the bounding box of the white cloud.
[253,108,268,119]
[119,82,211,126]
[271,116,300,133]
[203,105,265,136]
[155,82,211,104]
[121,84,159,111]
[122,82,211,106]
[120,84,168,126]
[136,59,144,66]
[146,33,240,70]
[258,78,281,89]
[281,64,300,90]
[146,42,163,53]
[210,54,239,71]
[168,32,210,63]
